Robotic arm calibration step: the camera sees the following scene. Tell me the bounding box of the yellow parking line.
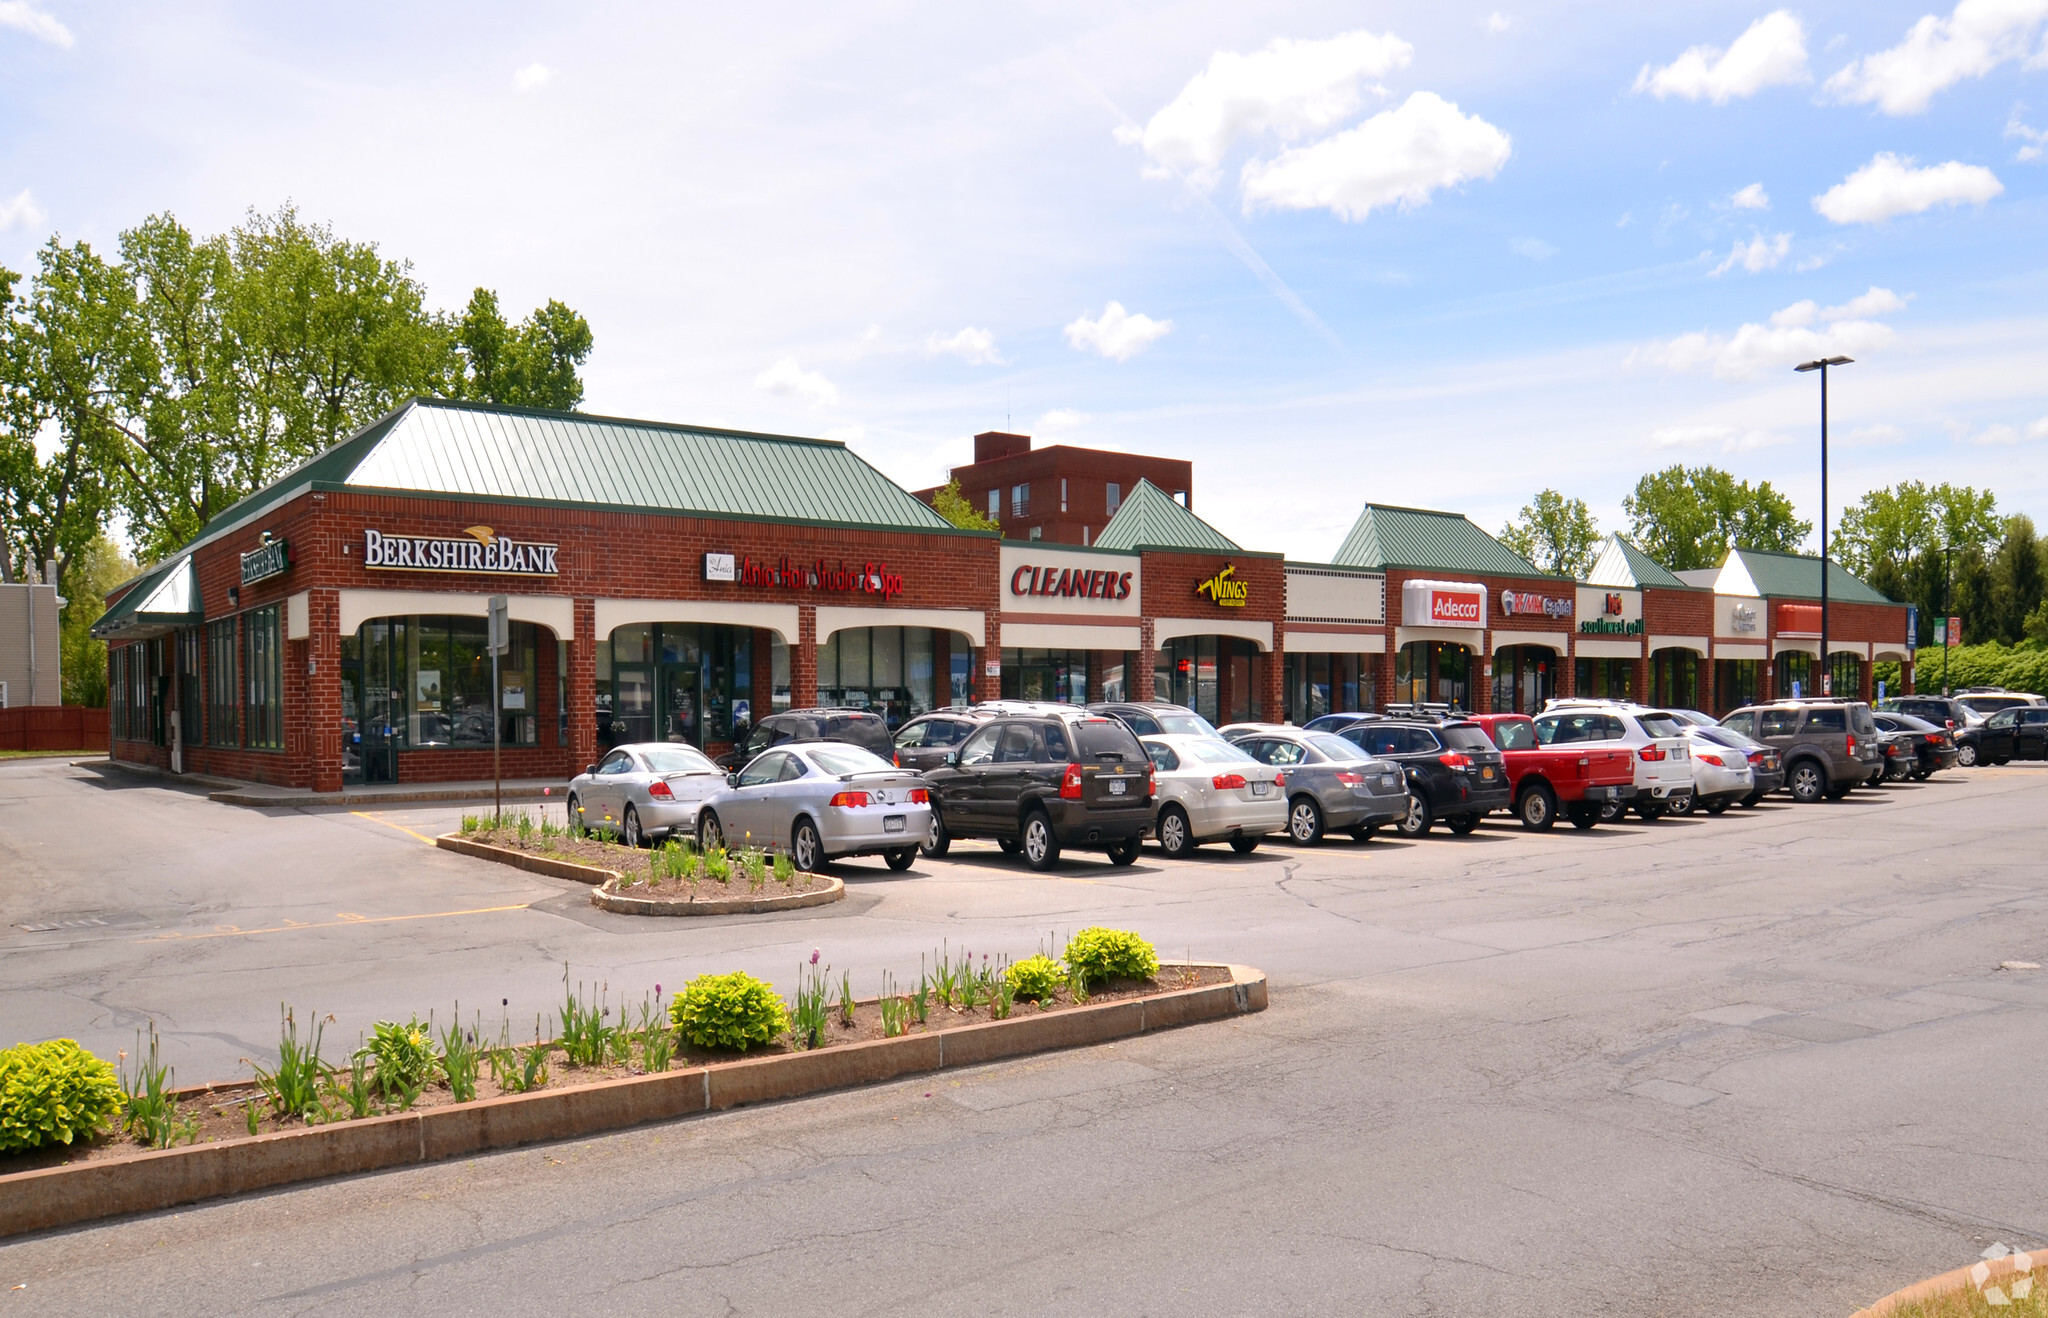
[136,904,532,943]
[349,810,441,844]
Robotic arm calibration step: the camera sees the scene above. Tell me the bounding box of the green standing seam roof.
[1091,479,1241,553]
[1585,535,1692,590]
[92,555,200,639]
[1727,547,1894,604]
[1332,504,1548,578]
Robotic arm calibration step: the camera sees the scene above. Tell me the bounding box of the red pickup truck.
[1467,713,1636,830]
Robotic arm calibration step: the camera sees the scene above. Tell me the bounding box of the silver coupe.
[567,742,726,847]
[695,743,933,872]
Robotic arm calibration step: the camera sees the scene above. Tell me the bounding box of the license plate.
[1251,781,1269,796]
[1481,766,1495,780]
[1108,779,1127,796]
[884,815,905,833]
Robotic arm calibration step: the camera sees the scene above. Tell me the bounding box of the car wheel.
[1666,790,1695,817]
[791,818,826,872]
[1787,760,1825,804]
[997,837,1022,855]
[922,813,950,857]
[1157,805,1196,859]
[621,806,643,849]
[1704,799,1730,815]
[1106,837,1142,866]
[1634,803,1665,821]
[884,848,915,872]
[1348,825,1378,843]
[1566,803,1600,830]
[1287,796,1324,845]
[1398,794,1432,837]
[1739,792,1762,808]
[1517,783,1557,832]
[1957,742,1979,767]
[1447,813,1479,835]
[1230,836,1261,854]
[1994,757,2012,766]
[1824,780,1853,800]
[1598,800,1625,823]
[1912,767,1933,781]
[1021,812,1060,871]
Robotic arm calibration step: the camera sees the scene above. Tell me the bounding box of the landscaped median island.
[1852,1247,2048,1316]
[0,930,1265,1237]
[438,815,846,914]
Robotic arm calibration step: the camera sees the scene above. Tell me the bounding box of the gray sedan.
[1232,730,1410,844]
[567,742,726,847]
[696,743,933,872]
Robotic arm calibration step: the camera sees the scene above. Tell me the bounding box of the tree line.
[1499,466,2045,652]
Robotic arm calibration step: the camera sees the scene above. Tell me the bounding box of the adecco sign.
[1400,580,1486,629]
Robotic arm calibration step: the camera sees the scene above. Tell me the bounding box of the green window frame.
[244,606,283,750]
[207,618,239,746]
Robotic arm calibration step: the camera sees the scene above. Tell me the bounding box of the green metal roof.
[93,555,200,640]
[1585,535,1691,590]
[1332,504,1547,577]
[1723,547,1894,604]
[186,398,961,548]
[1091,479,1240,553]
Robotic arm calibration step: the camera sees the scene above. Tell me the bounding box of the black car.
[890,708,998,773]
[1979,706,2048,762]
[1870,712,1959,780]
[1085,702,1223,739]
[1330,717,1511,836]
[919,710,1154,870]
[1299,712,1384,734]
[1876,696,1989,766]
[718,708,893,771]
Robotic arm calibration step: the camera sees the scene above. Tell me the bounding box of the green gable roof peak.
[1092,479,1240,553]
[1718,546,1893,604]
[1332,503,1546,578]
[1585,535,1690,589]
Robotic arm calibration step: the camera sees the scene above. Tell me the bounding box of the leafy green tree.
[1499,490,1600,578]
[447,288,593,410]
[1989,515,2043,644]
[930,478,999,532]
[1621,465,1811,571]
[1835,482,2002,644]
[57,534,136,707]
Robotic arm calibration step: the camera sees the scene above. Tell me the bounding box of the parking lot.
[4,756,2048,1316]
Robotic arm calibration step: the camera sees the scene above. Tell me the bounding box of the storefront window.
[1490,646,1556,715]
[1002,648,1089,705]
[771,635,791,710]
[1396,641,1471,709]
[176,629,202,749]
[1157,638,1262,724]
[1715,659,1761,712]
[1775,651,1813,699]
[1650,648,1702,711]
[1826,651,1863,697]
[816,627,934,728]
[1574,657,1634,701]
[245,605,284,750]
[599,622,753,749]
[1285,653,1370,723]
[206,619,238,746]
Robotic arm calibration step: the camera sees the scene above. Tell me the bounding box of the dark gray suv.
[1721,700,1882,803]
[919,712,1154,870]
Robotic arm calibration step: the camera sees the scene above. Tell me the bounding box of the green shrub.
[360,1018,440,1104]
[0,1039,123,1152]
[1062,927,1160,988]
[1004,954,1065,1001]
[669,972,788,1052]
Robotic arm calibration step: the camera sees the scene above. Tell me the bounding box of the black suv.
[1085,702,1222,738]
[718,708,892,770]
[1876,696,1992,766]
[1335,716,1511,836]
[919,711,1154,870]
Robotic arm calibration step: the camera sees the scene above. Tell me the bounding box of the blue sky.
[3,1,2045,560]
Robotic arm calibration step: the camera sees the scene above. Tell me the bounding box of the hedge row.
[1877,641,2048,697]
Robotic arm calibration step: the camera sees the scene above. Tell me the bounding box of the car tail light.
[1147,769,1158,799]
[909,787,929,803]
[1693,752,1723,767]
[1747,749,1765,764]
[1439,752,1472,769]
[893,752,903,767]
[1637,745,1666,761]
[1060,763,1084,800]
[647,779,674,800]
[1847,734,1857,756]
[1212,773,1248,790]
[1273,771,1286,788]
[1334,771,1365,787]
[827,790,871,808]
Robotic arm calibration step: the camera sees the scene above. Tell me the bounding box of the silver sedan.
[695,743,933,872]
[1140,734,1287,857]
[567,742,726,847]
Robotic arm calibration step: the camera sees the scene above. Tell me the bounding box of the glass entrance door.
[662,666,700,744]
[358,620,403,783]
[614,667,655,743]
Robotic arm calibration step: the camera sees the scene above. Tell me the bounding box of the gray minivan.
[1721,700,1882,803]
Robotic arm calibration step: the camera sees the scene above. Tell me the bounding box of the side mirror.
[584,764,597,775]
[726,772,741,788]
[944,752,959,768]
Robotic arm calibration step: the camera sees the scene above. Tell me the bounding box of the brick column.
[1261,642,1283,723]
[309,588,345,792]
[1085,649,1106,704]
[1471,634,1490,714]
[1375,641,1397,712]
[794,605,819,706]
[751,628,775,719]
[1137,619,1156,703]
[570,598,597,768]
[1558,641,1577,698]
[1632,654,1650,706]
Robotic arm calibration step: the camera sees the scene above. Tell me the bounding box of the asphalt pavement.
[3,757,2047,1316]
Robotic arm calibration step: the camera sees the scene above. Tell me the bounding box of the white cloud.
[1824,0,2048,116]
[1730,182,1771,209]
[1119,30,1412,184]
[1037,408,1090,441]
[1824,286,1909,318]
[1711,230,1790,275]
[925,326,1003,365]
[1630,294,1904,379]
[1063,302,1173,361]
[1633,11,1809,104]
[752,357,839,407]
[2009,111,2048,161]
[1510,236,1556,259]
[1485,13,1512,34]
[2030,416,2048,438]
[823,424,866,445]
[1813,152,2002,223]
[514,62,552,92]
[1239,91,1511,221]
[0,1,72,47]
[1649,423,1782,451]
[0,187,46,230]
[1969,423,2025,445]
[1840,423,1907,447]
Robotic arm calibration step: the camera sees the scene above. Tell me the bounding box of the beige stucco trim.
[1281,630,1388,654]
[1647,635,1710,655]
[1393,625,1485,650]
[1494,630,1569,654]
[1573,637,1643,659]
[1714,642,1769,660]
[341,589,578,638]
[1153,616,1274,651]
[815,606,985,647]
[998,622,1143,651]
[286,591,311,641]
[1773,638,1821,658]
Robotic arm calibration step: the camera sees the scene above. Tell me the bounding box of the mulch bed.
[1,966,1229,1173]
[462,826,837,899]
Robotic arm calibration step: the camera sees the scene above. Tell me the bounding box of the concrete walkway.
[76,755,569,807]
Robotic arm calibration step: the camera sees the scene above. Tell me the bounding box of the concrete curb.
[213,784,565,807]
[591,875,846,916]
[1851,1249,2042,1316]
[0,963,1264,1239]
[434,833,623,886]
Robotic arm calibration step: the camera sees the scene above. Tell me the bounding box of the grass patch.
[0,749,99,760]
[1882,1264,2048,1316]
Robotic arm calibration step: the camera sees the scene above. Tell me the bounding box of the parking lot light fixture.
[1795,355,1853,694]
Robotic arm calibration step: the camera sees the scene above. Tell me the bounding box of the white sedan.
[1139,734,1288,858]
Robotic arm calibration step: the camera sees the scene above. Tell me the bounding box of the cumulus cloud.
[1064,302,1173,361]
[0,188,46,230]
[1650,424,1784,452]
[514,62,552,92]
[1824,0,2048,116]
[1239,91,1511,221]
[1630,291,1905,379]
[0,1,72,46]
[1813,151,2003,223]
[1118,30,1412,184]
[1840,423,1907,447]
[925,326,1003,365]
[1510,236,1556,259]
[2009,111,2048,161]
[753,358,839,407]
[1711,230,1790,275]
[1633,11,1809,104]
[1730,182,1771,209]
[2030,416,2048,439]
[1485,12,1512,33]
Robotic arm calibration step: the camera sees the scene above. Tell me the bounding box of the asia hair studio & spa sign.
[704,551,906,602]
[363,526,559,576]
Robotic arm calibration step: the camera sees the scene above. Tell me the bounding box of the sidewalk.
[74,756,570,807]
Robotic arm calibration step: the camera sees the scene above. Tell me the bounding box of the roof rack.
[1381,701,1467,723]
[966,700,1085,716]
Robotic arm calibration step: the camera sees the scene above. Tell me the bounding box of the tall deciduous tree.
[929,479,999,532]
[1499,490,1600,578]
[1835,481,2002,646]
[1989,514,2043,644]
[1621,465,1811,571]
[448,288,594,410]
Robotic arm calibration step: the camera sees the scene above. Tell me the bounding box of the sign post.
[489,595,509,823]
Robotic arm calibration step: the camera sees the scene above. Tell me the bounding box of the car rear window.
[810,745,892,775]
[824,715,890,751]
[1636,713,1683,739]
[1151,709,1219,737]
[1075,719,1143,761]
[1804,708,1846,733]
[1308,733,1370,762]
[1535,714,1620,744]
[1442,725,1495,751]
[1487,720,1537,750]
[1143,742,1179,772]
[1189,740,1257,764]
[642,746,716,774]
[1850,705,1876,735]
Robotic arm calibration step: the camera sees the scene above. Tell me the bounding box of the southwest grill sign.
[363,526,560,576]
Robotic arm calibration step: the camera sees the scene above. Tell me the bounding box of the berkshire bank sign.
[363,526,560,576]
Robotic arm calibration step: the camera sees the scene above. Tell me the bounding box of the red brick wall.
[1140,550,1285,716]
[919,443,1197,546]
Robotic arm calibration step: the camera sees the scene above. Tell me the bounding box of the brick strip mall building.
[97,399,1916,789]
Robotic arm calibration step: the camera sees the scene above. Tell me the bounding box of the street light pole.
[1795,355,1853,695]
[1943,544,1954,696]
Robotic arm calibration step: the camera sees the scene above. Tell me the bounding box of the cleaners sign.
[1401,580,1486,629]
[364,526,559,576]
[998,546,1141,617]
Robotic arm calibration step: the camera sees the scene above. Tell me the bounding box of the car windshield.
[1188,740,1257,764]
[1690,726,1747,749]
[1487,720,1537,750]
[1151,709,1220,737]
[1308,733,1370,762]
[1636,713,1683,739]
[808,745,892,775]
[1891,714,1937,732]
[642,746,717,774]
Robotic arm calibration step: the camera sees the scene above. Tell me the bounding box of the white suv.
[1535,699,1696,820]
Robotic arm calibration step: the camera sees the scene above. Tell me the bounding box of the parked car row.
[562,685,2017,872]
